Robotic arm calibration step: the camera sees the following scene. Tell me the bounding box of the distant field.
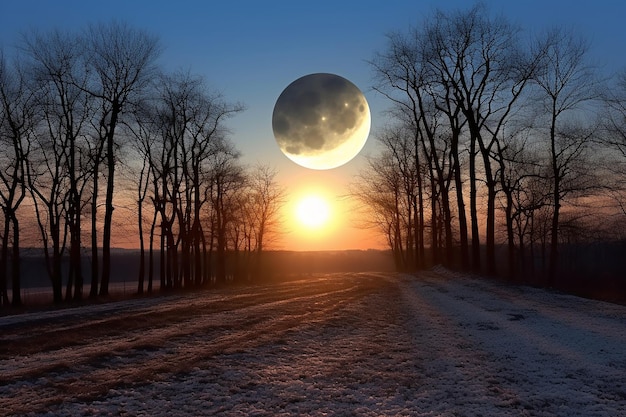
[10,248,395,289]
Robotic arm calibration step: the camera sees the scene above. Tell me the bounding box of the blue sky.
[1,0,625,249]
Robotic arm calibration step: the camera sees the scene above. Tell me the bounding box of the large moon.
[272,73,371,170]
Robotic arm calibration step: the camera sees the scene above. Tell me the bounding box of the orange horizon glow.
[16,166,386,253]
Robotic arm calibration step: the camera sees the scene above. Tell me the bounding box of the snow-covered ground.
[1,270,625,416]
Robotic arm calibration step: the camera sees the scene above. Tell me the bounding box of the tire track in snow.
[0,273,381,416]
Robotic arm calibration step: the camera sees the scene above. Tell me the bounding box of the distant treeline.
[10,243,625,305]
[351,4,626,296]
[10,249,396,290]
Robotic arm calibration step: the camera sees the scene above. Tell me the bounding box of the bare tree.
[371,4,538,274]
[179,76,243,286]
[125,115,154,293]
[22,29,92,302]
[376,124,423,269]
[603,70,626,157]
[532,27,600,283]
[601,69,626,217]
[84,21,161,296]
[246,164,285,279]
[369,33,431,269]
[129,70,243,289]
[495,128,551,279]
[426,5,539,274]
[352,148,415,271]
[0,51,36,307]
[209,147,244,284]
[229,187,250,281]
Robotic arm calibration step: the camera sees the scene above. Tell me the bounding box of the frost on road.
[1,270,625,416]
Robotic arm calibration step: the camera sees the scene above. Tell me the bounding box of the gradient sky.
[1,0,625,251]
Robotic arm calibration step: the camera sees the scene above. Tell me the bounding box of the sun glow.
[278,174,386,251]
[295,195,331,229]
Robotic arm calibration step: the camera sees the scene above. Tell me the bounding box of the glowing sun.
[296,195,331,229]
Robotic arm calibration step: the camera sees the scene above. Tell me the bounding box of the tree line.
[353,4,626,288]
[0,22,284,306]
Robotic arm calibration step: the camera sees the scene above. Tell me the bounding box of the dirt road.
[1,271,625,416]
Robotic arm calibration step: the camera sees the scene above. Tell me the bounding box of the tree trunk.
[505,191,516,279]
[10,215,21,306]
[485,180,497,275]
[100,101,120,297]
[159,217,166,290]
[549,110,560,286]
[203,230,211,286]
[1,217,10,306]
[550,180,560,285]
[440,184,453,266]
[71,208,83,301]
[193,220,202,286]
[65,257,74,302]
[215,182,227,283]
[170,235,179,289]
[137,197,145,294]
[430,176,439,266]
[165,224,174,289]
[408,131,422,269]
[69,134,83,302]
[51,239,63,304]
[216,224,226,284]
[404,193,414,269]
[90,159,100,298]
[477,135,497,276]
[451,131,469,270]
[148,208,157,293]
[417,173,425,268]
[469,137,481,272]
[181,237,190,288]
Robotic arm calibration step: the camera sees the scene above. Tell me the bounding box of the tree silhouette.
[84,21,161,297]
[532,27,600,283]
[0,51,36,306]
[22,29,93,303]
